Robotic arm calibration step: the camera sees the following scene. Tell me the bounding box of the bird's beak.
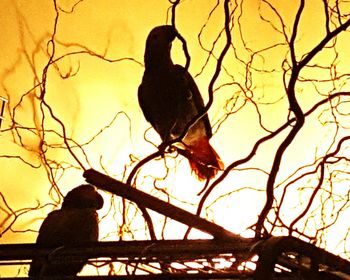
[95,192,104,210]
[165,25,177,42]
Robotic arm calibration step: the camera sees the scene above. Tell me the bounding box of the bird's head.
[144,25,177,68]
[62,184,104,210]
[146,25,177,46]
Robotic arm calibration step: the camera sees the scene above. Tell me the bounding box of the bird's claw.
[158,143,176,156]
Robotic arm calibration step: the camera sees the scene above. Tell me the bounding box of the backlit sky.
[2,0,350,275]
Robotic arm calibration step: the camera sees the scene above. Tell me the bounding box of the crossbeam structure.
[1,169,350,279]
[1,237,350,279]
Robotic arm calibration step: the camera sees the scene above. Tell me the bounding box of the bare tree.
[2,0,350,276]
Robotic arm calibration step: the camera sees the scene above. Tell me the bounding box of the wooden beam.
[83,169,240,240]
[0,239,254,261]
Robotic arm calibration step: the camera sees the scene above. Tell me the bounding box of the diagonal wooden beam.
[83,169,241,240]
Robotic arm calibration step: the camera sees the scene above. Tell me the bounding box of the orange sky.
[2,0,350,276]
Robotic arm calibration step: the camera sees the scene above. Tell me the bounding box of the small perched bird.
[29,184,104,277]
[138,25,224,180]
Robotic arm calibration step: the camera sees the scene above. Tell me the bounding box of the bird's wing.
[37,209,99,246]
[35,210,68,246]
[138,83,153,124]
[138,70,181,141]
[138,80,164,136]
[173,64,213,138]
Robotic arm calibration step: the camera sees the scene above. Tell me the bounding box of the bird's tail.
[178,137,224,181]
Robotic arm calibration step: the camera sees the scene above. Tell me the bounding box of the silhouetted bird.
[138,25,223,180]
[29,184,104,277]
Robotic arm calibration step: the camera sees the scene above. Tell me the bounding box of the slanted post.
[84,169,241,241]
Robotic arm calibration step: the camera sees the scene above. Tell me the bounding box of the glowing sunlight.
[2,0,350,278]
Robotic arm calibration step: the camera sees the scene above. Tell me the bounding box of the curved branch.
[255,1,350,237]
[123,150,165,241]
[289,135,350,232]
[197,92,350,219]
